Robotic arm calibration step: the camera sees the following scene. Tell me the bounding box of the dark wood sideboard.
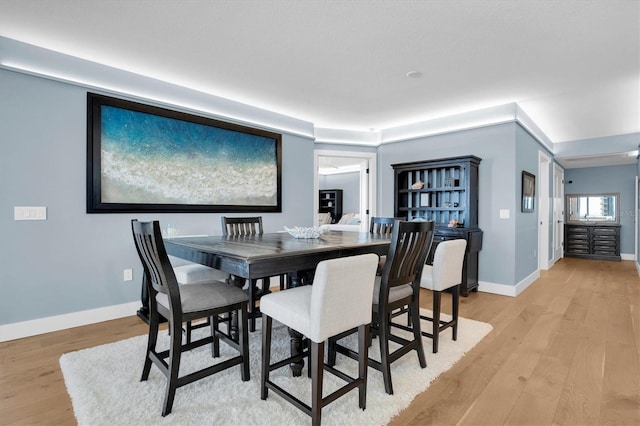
[564,223,621,261]
[392,155,483,296]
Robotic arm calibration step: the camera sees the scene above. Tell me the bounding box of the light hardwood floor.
[1,257,639,425]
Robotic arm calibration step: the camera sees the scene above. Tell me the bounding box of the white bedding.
[319,224,361,232]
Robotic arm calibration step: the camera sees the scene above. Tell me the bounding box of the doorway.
[538,151,551,270]
[314,150,377,231]
[553,163,565,263]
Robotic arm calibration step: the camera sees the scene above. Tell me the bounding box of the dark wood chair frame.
[261,318,370,426]
[328,220,434,395]
[221,216,287,332]
[369,216,405,275]
[132,220,250,416]
[421,284,459,353]
[369,216,403,235]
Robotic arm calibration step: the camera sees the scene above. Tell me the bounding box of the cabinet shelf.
[392,155,482,296]
[318,189,343,223]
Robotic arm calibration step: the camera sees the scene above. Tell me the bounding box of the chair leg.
[432,291,442,353]
[311,340,324,426]
[186,321,192,344]
[261,277,272,295]
[211,315,220,357]
[358,324,369,410]
[239,304,250,381]
[141,310,160,381]
[327,336,337,367]
[162,319,183,417]
[279,274,287,291]
[248,279,258,332]
[378,314,394,395]
[261,314,272,400]
[410,300,427,368]
[452,285,459,341]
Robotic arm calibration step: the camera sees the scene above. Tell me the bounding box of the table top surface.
[164,231,390,262]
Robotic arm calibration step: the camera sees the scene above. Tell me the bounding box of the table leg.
[228,274,246,341]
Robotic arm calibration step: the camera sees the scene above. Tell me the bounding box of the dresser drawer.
[564,224,621,261]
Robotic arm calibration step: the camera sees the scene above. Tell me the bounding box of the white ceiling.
[1,0,638,168]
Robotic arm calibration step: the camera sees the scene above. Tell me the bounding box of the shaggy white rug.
[60,310,492,425]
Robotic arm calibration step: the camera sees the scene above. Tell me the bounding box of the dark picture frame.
[87,93,282,213]
[521,171,535,213]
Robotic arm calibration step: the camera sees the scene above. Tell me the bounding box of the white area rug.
[60,310,492,425]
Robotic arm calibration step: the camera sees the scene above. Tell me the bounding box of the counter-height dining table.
[149,230,391,375]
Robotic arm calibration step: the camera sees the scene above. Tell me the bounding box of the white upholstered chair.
[419,238,467,353]
[260,253,379,426]
[329,220,434,395]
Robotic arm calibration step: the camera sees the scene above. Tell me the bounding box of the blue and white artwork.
[99,105,278,206]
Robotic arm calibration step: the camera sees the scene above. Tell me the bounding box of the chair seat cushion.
[156,280,248,313]
[372,276,413,305]
[420,265,435,290]
[173,263,229,284]
[260,286,312,337]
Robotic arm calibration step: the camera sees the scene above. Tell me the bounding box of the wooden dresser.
[564,224,621,261]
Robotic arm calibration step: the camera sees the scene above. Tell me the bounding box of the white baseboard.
[478,269,540,298]
[0,301,140,342]
[621,253,635,261]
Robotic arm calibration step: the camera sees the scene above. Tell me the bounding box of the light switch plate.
[499,209,510,219]
[14,206,47,220]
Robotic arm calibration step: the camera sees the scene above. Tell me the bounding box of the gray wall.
[564,164,637,254]
[0,69,314,325]
[515,125,554,277]
[2,66,638,327]
[319,172,360,214]
[377,123,527,286]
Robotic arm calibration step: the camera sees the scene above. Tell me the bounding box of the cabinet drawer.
[592,227,618,235]
[593,235,616,242]
[593,247,618,255]
[593,240,616,247]
[568,226,590,233]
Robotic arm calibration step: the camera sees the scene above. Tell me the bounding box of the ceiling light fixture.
[406,71,422,78]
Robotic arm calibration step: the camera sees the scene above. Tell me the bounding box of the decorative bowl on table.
[284,226,324,239]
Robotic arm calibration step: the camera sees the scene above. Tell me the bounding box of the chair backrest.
[369,216,405,235]
[221,216,264,236]
[308,253,379,342]
[379,220,434,303]
[131,220,182,312]
[430,239,467,291]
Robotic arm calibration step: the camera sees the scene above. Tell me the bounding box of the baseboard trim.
[478,269,540,298]
[0,301,140,342]
[621,253,635,261]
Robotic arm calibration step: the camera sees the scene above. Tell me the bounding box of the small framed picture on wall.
[521,171,535,213]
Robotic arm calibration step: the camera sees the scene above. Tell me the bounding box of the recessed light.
[406,71,422,78]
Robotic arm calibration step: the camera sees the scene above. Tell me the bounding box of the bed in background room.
[318,212,362,232]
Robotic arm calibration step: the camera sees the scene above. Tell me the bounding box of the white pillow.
[317,212,332,226]
[338,213,355,224]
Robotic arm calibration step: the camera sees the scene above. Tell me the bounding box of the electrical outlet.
[123,269,133,281]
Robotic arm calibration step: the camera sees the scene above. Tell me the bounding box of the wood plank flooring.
[1,257,638,425]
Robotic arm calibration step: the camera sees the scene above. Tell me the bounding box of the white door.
[538,152,550,270]
[553,164,565,261]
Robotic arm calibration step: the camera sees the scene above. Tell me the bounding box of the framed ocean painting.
[86,93,282,213]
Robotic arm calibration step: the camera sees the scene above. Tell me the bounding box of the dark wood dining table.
[158,230,391,375]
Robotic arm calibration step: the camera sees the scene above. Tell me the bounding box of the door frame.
[538,151,551,270]
[552,163,565,263]
[314,150,377,231]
